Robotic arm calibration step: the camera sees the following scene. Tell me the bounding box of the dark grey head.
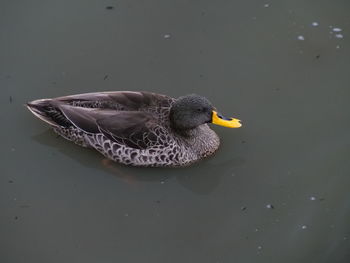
[169,94,214,130]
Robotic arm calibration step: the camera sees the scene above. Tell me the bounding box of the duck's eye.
[196,108,202,112]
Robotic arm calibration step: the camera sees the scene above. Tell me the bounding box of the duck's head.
[169,94,242,130]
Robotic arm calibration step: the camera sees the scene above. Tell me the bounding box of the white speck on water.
[336,45,340,49]
[297,35,305,41]
[160,181,165,184]
[255,228,259,232]
[344,236,348,240]
[311,22,319,27]
[163,34,171,39]
[335,34,344,39]
[264,3,270,8]
[124,213,129,217]
[310,196,317,201]
[301,225,307,229]
[333,28,342,32]
[13,198,17,201]
[11,148,15,152]
[266,204,274,209]
[257,246,263,250]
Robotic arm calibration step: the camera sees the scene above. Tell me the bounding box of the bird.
[26,91,241,167]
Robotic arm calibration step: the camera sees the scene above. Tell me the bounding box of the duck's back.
[27,91,203,166]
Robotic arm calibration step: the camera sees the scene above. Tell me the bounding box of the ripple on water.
[335,34,344,39]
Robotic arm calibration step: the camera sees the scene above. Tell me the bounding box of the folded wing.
[58,104,160,149]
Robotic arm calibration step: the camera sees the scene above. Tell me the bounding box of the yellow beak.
[211,111,242,128]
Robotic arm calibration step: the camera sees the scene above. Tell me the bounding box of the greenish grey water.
[1,0,350,262]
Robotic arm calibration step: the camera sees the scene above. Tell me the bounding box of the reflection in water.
[32,130,244,195]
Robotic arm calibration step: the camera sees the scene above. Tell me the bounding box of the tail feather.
[26,99,65,127]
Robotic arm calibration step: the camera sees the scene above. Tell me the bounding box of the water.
[1,0,350,262]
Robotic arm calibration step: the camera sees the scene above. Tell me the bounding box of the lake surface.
[1,0,350,262]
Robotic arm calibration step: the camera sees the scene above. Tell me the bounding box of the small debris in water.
[332,28,342,32]
[311,22,319,27]
[257,246,263,250]
[11,148,15,152]
[336,45,340,49]
[163,34,171,39]
[266,204,274,209]
[124,213,129,217]
[335,34,344,39]
[160,181,165,184]
[255,228,259,232]
[9,96,13,103]
[8,180,13,183]
[301,225,307,229]
[155,200,160,204]
[241,206,247,211]
[315,55,320,59]
[14,216,18,220]
[344,236,348,240]
[309,196,317,201]
[241,140,246,144]
[297,35,305,41]
[264,4,270,8]
[106,6,114,10]
[103,75,108,80]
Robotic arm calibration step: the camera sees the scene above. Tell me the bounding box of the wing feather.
[56,104,160,149]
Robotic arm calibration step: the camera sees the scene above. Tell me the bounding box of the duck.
[26,91,242,167]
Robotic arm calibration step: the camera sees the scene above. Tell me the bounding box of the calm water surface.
[1,0,350,262]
